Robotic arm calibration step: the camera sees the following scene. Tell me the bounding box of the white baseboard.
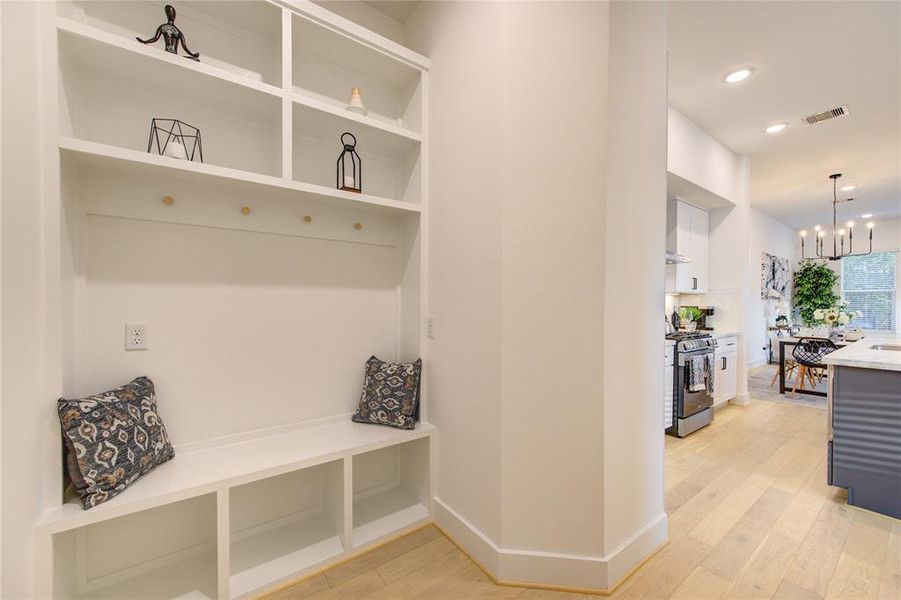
[730,392,751,406]
[747,358,767,369]
[434,497,667,592]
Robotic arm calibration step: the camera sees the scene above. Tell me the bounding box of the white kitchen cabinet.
[666,199,708,294]
[664,345,674,430]
[714,337,738,404]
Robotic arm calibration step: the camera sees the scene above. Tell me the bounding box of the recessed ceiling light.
[861,213,873,219]
[724,68,753,84]
[840,185,856,192]
[765,122,788,134]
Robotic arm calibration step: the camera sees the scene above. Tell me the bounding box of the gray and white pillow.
[57,377,175,509]
[352,356,422,429]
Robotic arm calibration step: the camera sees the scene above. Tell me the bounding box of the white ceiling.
[668,1,901,228]
[363,0,420,23]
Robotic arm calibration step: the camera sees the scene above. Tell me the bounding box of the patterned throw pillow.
[57,377,175,509]
[352,356,422,430]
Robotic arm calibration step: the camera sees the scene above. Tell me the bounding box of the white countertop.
[710,331,740,339]
[823,335,901,372]
[664,331,739,347]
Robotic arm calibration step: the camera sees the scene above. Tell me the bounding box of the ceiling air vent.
[801,105,849,126]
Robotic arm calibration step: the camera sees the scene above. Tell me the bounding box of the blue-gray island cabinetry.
[824,337,901,519]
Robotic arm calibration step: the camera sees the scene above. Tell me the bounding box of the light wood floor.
[269,399,901,599]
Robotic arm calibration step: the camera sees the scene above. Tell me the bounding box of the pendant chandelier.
[800,173,874,261]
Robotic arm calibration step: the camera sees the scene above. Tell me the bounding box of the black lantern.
[336,132,361,193]
[147,118,203,163]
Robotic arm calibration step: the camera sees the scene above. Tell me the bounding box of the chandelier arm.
[833,178,838,258]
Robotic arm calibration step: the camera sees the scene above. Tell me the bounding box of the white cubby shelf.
[37,420,435,599]
[41,1,432,598]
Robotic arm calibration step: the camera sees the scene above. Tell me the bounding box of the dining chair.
[791,337,838,395]
[770,358,799,387]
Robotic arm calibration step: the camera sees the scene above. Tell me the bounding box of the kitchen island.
[823,336,901,519]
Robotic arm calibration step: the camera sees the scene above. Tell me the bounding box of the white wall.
[747,209,799,366]
[867,218,901,333]
[406,0,668,590]
[76,210,400,444]
[404,0,505,550]
[1,2,63,595]
[668,107,740,204]
[498,0,607,558]
[602,0,669,579]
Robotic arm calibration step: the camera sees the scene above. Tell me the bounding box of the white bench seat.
[36,419,435,534]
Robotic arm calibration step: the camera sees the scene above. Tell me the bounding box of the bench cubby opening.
[228,460,345,598]
[51,494,218,600]
[352,436,431,548]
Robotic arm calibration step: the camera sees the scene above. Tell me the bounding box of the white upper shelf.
[56,16,423,148]
[57,16,282,99]
[60,137,422,216]
[281,0,430,72]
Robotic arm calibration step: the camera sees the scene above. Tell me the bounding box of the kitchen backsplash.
[666,287,741,332]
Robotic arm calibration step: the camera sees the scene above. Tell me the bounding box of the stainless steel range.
[666,332,715,437]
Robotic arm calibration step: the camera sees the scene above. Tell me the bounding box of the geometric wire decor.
[147,118,203,163]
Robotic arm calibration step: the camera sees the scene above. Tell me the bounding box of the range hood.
[665,252,691,264]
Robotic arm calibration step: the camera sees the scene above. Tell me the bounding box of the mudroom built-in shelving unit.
[35,1,432,598]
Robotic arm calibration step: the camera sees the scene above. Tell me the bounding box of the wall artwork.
[761,252,791,299]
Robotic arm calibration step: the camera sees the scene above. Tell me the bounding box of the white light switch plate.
[426,317,436,340]
[125,322,149,351]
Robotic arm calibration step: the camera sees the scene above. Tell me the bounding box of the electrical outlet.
[125,322,149,351]
[426,317,436,340]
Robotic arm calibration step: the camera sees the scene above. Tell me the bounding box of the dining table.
[778,337,847,397]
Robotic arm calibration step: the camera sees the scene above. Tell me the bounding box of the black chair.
[791,337,837,394]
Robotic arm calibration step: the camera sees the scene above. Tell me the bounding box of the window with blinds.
[841,251,897,331]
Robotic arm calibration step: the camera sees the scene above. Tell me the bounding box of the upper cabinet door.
[690,205,708,293]
[668,199,708,294]
[673,200,694,292]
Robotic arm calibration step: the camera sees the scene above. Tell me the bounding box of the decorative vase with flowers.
[811,300,862,339]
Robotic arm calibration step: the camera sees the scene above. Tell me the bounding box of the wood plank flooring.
[268,398,901,599]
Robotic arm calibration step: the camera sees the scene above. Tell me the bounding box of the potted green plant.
[678,306,703,331]
[793,261,839,327]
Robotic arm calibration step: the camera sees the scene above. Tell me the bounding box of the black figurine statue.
[136,5,200,61]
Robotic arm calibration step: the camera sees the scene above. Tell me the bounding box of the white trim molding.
[730,392,751,406]
[434,498,668,592]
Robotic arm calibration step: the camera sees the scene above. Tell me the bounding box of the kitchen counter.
[823,335,901,372]
[711,331,740,340]
[825,333,901,519]
[665,339,676,347]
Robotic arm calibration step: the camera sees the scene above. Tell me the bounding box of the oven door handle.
[677,350,714,366]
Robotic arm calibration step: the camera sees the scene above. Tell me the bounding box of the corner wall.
[406,0,668,591]
[403,0,505,552]
[1,2,63,595]
[602,0,669,582]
